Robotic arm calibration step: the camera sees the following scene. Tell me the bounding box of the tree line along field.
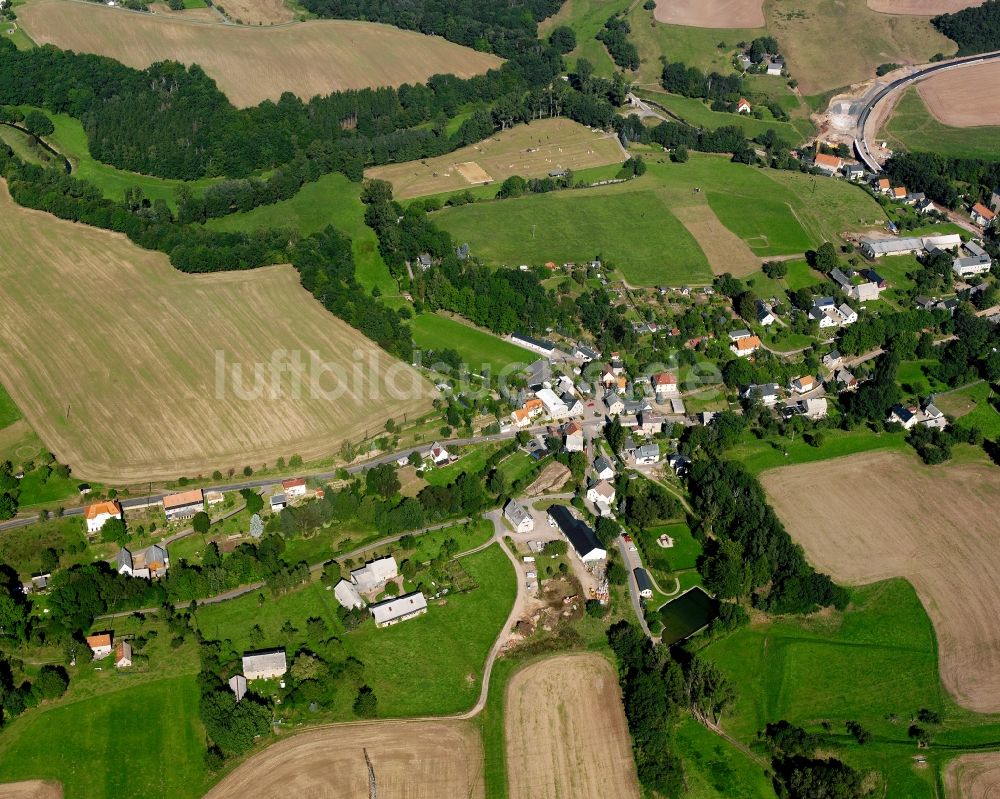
[761,449,1000,715]
[433,153,886,286]
[17,0,504,107]
[0,181,433,483]
[881,87,1000,160]
[366,118,627,200]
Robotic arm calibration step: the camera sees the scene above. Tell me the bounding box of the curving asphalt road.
[854,49,1000,172]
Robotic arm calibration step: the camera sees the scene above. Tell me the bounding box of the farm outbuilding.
[242,649,287,681]
[547,505,606,563]
[633,568,653,599]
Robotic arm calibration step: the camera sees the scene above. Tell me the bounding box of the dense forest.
[933,0,1000,54]
[884,150,1000,208]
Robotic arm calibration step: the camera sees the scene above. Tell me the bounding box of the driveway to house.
[617,535,651,639]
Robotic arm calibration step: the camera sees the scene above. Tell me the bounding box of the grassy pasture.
[703,579,948,797]
[0,182,433,483]
[204,171,395,295]
[435,154,884,285]
[411,313,536,375]
[672,717,775,798]
[881,87,1000,160]
[727,427,909,474]
[936,382,1000,439]
[366,118,626,200]
[641,89,809,143]
[18,0,503,107]
[0,126,52,167]
[0,675,206,799]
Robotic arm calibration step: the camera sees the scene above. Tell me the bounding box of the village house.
[205,490,224,507]
[766,56,784,75]
[563,421,585,452]
[633,568,653,599]
[876,177,892,194]
[334,579,365,610]
[971,202,996,228]
[892,186,908,201]
[888,402,947,430]
[85,500,124,536]
[835,368,858,390]
[116,544,170,579]
[741,383,780,406]
[604,391,625,416]
[351,556,398,593]
[797,397,829,420]
[511,397,543,427]
[162,488,205,522]
[242,649,287,681]
[86,632,113,660]
[634,443,661,465]
[586,479,616,508]
[20,573,50,596]
[667,453,692,476]
[756,300,775,326]
[427,441,451,465]
[504,499,535,533]
[281,477,307,499]
[842,163,865,181]
[812,152,843,175]
[269,494,287,512]
[370,592,428,628]
[831,267,881,302]
[737,97,752,115]
[729,331,761,357]
[115,641,132,669]
[822,350,843,370]
[593,456,615,481]
[953,240,992,278]
[790,375,818,394]
[651,371,679,399]
[547,505,606,563]
[638,411,665,437]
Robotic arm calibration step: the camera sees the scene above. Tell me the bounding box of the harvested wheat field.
[18,0,503,107]
[672,205,760,277]
[867,0,984,13]
[917,61,1000,127]
[212,0,293,25]
[0,182,433,483]
[654,0,765,28]
[505,653,640,799]
[0,783,62,799]
[366,118,626,200]
[945,752,1000,799]
[761,450,1000,713]
[203,720,483,799]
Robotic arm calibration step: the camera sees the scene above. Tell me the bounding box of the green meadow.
[728,428,909,475]
[17,108,219,208]
[204,171,396,294]
[435,155,885,286]
[673,716,775,799]
[642,90,808,144]
[882,88,1000,161]
[700,579,1000,796]
[411,313,536,374]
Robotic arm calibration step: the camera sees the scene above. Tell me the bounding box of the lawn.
[21,108,219,209]
[701,580,956,797]
[196,543,516,718]
[745,259,824,300]
[424,443,503,487]
[673,717,775,799]
[0,675,207,799]
[641,522,701,577]
[205,171,395,295]
[728,427,909,475]
[881,87,1000,161]
[435,154,884,286]
[435,187,713,286]
[936,382,1000,439]
[411,313,537,375]
[707,191,812,256]
[897,359,947,400]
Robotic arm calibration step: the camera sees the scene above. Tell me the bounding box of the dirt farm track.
[202,720,484,799]
[505,653,640,799]
[18,0,503,107]
[761,450,1000,713]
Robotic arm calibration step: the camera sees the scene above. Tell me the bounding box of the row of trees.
[597,17,640,71]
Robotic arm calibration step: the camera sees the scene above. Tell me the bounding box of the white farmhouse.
[242,649,287,681]
[504,500,535,533]
[84,500,123,536]
[370,592,428,628]
[334,579,365,610]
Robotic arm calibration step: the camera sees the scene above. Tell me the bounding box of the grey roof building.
[370,592,428,628]
[242,649,287,681]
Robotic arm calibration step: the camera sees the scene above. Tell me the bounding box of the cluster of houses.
[888,401,947,430]
[116,543,170,579]
[809,296,858,329]
[333,555,429,628]
[729,329,762,358]
[741,377,829,420]
[859,233,993,279]
[85,632,132,669]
